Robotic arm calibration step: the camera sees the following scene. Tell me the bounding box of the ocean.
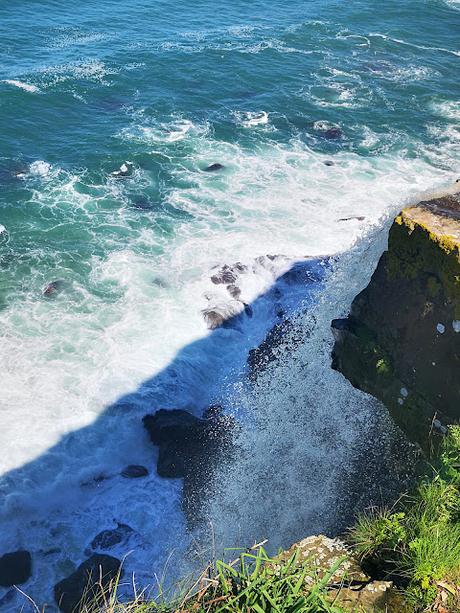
[0,0,459,608]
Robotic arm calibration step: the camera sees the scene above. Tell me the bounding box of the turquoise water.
[0,0,459,608]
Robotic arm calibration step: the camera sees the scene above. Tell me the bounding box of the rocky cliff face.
[332,188,460,451]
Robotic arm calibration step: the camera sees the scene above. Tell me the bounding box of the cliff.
[332,188,460,451]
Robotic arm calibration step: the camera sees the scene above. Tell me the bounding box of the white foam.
[29,160,52,177]
[0,113,458,607]
[3,79,39,93]
[234,111,269,127]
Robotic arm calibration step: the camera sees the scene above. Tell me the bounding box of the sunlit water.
[0,0,459,608]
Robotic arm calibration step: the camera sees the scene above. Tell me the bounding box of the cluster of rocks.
[202,255,327,331]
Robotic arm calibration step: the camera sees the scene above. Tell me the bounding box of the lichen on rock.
[279,535,396,611]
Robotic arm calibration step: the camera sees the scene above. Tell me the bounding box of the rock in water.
[0,550,32,587]
[210,263,246,284]
[43,279,66,297]
[121,465,149,478]
[248,319,304,380]
[203,163,224,172]
[323,127,343,139]
[111,162,133,178]
[90,524,134,551]
[332,189,460,451]
[54,554,121,613]
[143,408,236,523]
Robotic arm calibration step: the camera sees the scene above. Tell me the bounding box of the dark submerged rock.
[121,465,149,478]
[0,589,15,608]
[54,554,122,613]
[0,550,32,587]
[324,160,334,166]
[323,127,343,139]
[130,195,153,210]
[204,163,224,172]
[143,408,236,523]
[111,162,133,179]
[90,524,134,551]
[43,279,66,297]
[80,473,108,488]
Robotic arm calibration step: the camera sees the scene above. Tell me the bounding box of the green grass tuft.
[348,426,460,610]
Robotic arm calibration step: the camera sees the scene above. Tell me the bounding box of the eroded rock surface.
[332,189,460,450]
[280,535,396,612]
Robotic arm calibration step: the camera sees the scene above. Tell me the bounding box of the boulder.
[89,524,134,551]
[121,465,149,478]
[143,408,236,523]
[210,263,247,285]
[279,535,396,611]
[323,127,343,139]
[54,554,121,613]
[143,409,226,479]
[332,189,460,451]
[204,163,224,172]
[0,550,32,587]
[43,279,66,297]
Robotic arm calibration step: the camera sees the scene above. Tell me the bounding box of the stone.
[143,408,236,523]
[111,162,133,178]
[226,284,241,299]
[204,163,224,172]
[332,188,460,451]
[121,465,149,478]
[323,127,343,139]
[54,554,121,613]
[279,535,395,611]
[210,263,246,284]
[0,550,32,587]
[143,409,201,447]
[90,524,134,551]
[324,160,334,166]
[43,279,66,297]
[313,122,343,140]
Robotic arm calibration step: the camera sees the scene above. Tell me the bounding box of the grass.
[74,544,346,613]
[348,425,460,611]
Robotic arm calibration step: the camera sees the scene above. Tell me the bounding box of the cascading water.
[0,0,459,609]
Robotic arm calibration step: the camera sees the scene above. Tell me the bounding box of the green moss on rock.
[332,190,460,452]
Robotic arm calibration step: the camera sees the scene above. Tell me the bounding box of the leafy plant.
[77,544,346,612]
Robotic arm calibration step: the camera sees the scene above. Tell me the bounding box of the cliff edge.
[332,188,460,451]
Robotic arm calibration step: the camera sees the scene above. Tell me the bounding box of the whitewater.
[0,0,459,608]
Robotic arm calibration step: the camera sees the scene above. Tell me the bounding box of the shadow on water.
[0,256,335,607]
[0,254,418,610]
